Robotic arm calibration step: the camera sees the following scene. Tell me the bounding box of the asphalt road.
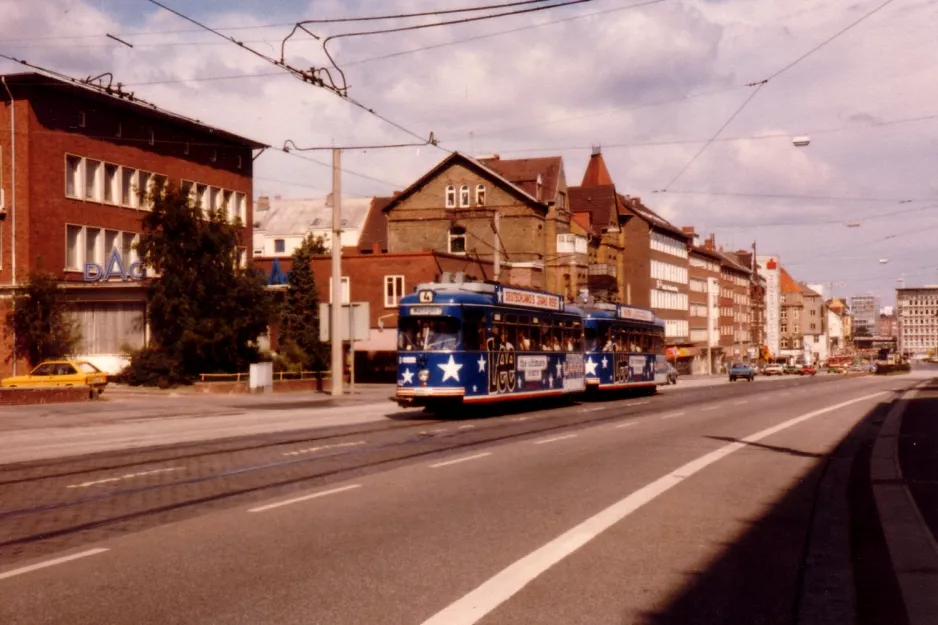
[0,372,927,624]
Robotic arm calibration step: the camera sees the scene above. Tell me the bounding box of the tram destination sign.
[618,306,655,322]
[500,287,563,311]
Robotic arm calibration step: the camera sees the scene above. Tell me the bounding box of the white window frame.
[459,185,470,208]
[384,275,405,308]
[121,167,138,208]
[274,239,286,254]
[475,184,486,206]
[445,185,456,208]
[84,158,102,202]
[65,224,83,270]
[448,228,467,255]
[65,154,83,199]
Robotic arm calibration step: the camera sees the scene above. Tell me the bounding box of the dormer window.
[476,184,486,206]
[445,185,456,208]
[459,185,470,207]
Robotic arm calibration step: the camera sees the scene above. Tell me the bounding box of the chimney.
[325,192,333,207]
[274,194,282,200]
[477,154,500,161]
[256,195,270,212]
[682,226,695,238]
[704,234,716,251]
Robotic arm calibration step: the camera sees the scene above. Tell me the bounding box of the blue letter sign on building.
[267,258,290,286]
[84,248,146,282]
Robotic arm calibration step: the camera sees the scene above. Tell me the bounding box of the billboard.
[757,255,781,357]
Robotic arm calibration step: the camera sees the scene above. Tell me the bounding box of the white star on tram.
[438,355,463,382]
[556,361,564,378]
[601,357,609,369]
[477,356,486,373]
[400,368,414,385]
[585,358,598,376]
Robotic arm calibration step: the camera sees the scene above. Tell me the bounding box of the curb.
[871,383,938,625]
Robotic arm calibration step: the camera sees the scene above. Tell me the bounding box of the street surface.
[1,372,933,624]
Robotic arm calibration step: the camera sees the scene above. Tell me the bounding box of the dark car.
[728,362,755,382]
[800,365,817,376]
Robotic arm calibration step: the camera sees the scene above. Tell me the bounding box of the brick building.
[570,149,693,369]
[779,267,806,362]
[719,249,753,361]
[0,72,263,377]
[384,152,577,297]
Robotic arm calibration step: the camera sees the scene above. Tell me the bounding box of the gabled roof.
[622,196,690,240]
[256,196,372,237]
[800,283,821,298]
[381,151,547,213]
[569,185,618,228]
[779,267,802,294]
[718,250,752,275]
[691,245,722,261]
[479,156,564,203]
[358,196,393,252]
[3,72,267,149]
[581,151,614,186]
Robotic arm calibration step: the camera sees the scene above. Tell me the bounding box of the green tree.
[123,184,271,386]
[278,233,327,371]
[4,271,81,367]
[854,325,872,338]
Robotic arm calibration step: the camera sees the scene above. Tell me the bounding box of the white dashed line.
[458,425,476,430]
[626,401,650,407]
[660,412,686,420]
[514,417,530,422]
[579,407,604,413]
[533,434,578,445]
[67,467,181,489]
[735,400,749,405]
[0,549,109,580]
[282,441,366,457]
[430,453,492,468]
[248,484,361,513]
[701,406,720,412]
[613,422,637,429]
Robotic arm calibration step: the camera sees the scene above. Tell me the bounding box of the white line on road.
[430,453,492,468]
[0,548,109,581]
[735,400,749,405]
[282,441,366,457]
[533,434,578,445]
[660,412,686,420]
[701,405,721,411]
[513,417,530,422]
[67,467,181,489]
[579,407,605,413]
[420,390,887,625]
[626,401,650,407]
[248,484,361,513]
[613,422,636,429]
[458,425,476,430]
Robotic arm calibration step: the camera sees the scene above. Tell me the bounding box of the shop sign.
[655,280,680,293]
[84,248,145,282]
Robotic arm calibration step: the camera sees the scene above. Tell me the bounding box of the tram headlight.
[417,369,430,383]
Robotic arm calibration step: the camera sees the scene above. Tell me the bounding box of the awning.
[666,346,699,358]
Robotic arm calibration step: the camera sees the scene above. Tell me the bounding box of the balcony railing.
[588,263,616,277]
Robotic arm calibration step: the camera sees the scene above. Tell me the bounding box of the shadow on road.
[638,400,909,625]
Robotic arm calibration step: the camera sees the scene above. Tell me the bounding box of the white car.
[762,364,784,376]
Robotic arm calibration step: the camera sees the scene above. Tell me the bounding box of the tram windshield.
[398,317,461,351]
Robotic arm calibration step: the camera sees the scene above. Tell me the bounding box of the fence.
[198,370,331,383]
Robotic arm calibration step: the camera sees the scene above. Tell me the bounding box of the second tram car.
[582,303,667,393]
[395,281,586,410]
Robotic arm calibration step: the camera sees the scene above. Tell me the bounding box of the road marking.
[430,452,492,468]
[282,441,366,457]
[66,467,181,489]
[248,484,361,513]
[579,407,604,413]
[626,401,650,407]
[701,405,720,411]
[613,422,636,429]
[513,417,530,422]
[735,400,749,405]
[420,390,888,625]
[660,412,686,420]
[533,434,578,445]
[0,548,109,581]
[458,425,476,430]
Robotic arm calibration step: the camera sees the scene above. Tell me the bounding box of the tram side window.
[463,310,485,351]
[504,315,519,350]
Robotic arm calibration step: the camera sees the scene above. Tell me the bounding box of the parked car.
[728,362,755,382]
[665,363,678,385]
[800,365,817,376]
[762,364,784,376]
[783,364,802,375]
[1,360,109,393]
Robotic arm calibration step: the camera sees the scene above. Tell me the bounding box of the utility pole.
[331,148,344,396]
[493,212,501,283]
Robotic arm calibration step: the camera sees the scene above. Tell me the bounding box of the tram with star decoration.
[394,279,587,411]
[581,303,667,393]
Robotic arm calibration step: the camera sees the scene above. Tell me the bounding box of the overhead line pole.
[331,148,344,396]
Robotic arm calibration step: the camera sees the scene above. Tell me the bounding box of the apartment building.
[897,285,938,357]
[686,233,721,374]
[850,294,880,337]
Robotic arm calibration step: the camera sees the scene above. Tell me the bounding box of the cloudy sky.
[2,0,936,305]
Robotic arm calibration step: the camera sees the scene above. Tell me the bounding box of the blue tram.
[582,303,667,393]
[394,281,586,409]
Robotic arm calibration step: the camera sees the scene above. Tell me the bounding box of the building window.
[235,247,246,268]
[85,227,101,265]
[385,275,405,308]
[557,191,566,210]
[449,227,467,254]
[66,155,82,198]
[103,163,119,205]
[122,232,136,264]
[84,159,102,201]
[105,230,119,256]
[476,184,486,206]
[148,128,155,146]
[77,111,86,128]
[138,171,154,208]
[233,192,246,223]
[121,168,137,207]
[445,185,456,208]
[66,225,83,270]
[274,239,286,254]
[459,185,470,207]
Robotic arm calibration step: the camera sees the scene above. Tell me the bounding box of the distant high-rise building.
[896,286,938,357]
[850,295,880,336]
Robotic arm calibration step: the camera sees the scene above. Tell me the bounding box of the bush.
[118,348,190,388]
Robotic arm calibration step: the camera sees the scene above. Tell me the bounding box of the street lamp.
[792,136,811,147]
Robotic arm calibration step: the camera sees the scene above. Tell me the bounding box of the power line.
[278,149,406,189]
[296,0,557,24]
[705,203,938,230]
[656,190,935,203]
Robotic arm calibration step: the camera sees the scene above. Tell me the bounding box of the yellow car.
[1,360,109,392]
